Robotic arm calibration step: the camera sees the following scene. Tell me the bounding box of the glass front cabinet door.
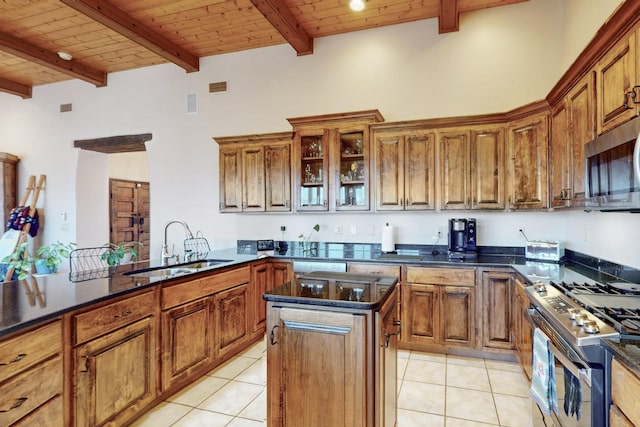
[289,110,383,212]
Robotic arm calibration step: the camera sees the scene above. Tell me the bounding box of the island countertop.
[263,270,398,310]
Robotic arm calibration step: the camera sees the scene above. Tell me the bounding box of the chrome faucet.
[161,220,194,266]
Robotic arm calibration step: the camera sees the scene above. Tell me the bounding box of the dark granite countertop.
[603,338,640,378]
[263,271,398,310]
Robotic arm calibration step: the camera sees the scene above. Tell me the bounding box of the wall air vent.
[60,103,72,112]
[209,81,228,93]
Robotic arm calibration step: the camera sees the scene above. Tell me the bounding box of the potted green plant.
[1,241,33,280]
[101,241,142,266]
[34,241,76,274]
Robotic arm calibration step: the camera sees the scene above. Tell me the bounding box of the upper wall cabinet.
[550,73,595,208]
[507,112,549,210]
[288,110,384,212]
[215,132,292,213]
[594,28,639,135]
[372,129,436,211]
[439,126,505,210]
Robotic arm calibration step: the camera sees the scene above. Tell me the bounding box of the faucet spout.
[161,220,194,266]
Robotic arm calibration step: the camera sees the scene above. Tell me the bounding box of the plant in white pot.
[34,241,76,274]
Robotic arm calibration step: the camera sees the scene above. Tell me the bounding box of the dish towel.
[530,328,558,415]
[563,367,581,420]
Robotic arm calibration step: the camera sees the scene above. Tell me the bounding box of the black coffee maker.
[448,218,477,259]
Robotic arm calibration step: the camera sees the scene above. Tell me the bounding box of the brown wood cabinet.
[251,260,293,333]
[439,126,505,210]
[373,129,436,211]
[507,112,549,210]
[71,289,158,427]
[214,283,251,360]
[550,73,595,208]
[403,267,476,350]
[266,286,398,427]
[0,152,18,228]
[512,275,532,381]
[594,29,639,135]
[216,132,292,213]
[611,357,640,426]
[289,110,383,212]
[0,320,63,427]
[481,270,514,350]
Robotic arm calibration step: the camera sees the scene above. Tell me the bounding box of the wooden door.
[376,288,398,427]
[405,133,436,210]
[110,179,150,260]
[513,276,532,381]
[508,113,549,210]
[219,147,243,212]
[482,271,514,349]
[440,130,469,209]
[568,73,595,206]
[595,31,638,135]
[471,127,505,209]
[550,102,571,207]
[161,298,214,389]
[215,284,250,360]
[242,146,265,212]
[251,262,272,332]
[267,306,367,427]
[440,285,475,347]
[74,317,157,426]
[403,283,438,345]
[265,144,291,211]
[375,135,405,210]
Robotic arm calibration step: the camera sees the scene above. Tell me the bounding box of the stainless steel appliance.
[448,218,477,259]
[585,115,640,211]
[526,273,640,427]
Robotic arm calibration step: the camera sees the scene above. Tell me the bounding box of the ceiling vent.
[60,103,72,112]
[209,81,228,93]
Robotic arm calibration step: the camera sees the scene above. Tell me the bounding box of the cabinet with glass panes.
[289,110,384,212]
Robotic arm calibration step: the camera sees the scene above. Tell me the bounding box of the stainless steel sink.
[124,259,233,278]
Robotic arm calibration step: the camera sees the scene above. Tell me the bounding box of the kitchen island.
[264,271,399,427]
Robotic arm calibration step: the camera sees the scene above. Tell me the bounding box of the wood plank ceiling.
[0,0,527,99]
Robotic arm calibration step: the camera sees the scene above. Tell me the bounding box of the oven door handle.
[546,332,592,387]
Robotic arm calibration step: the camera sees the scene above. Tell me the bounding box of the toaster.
[525,240,564,262]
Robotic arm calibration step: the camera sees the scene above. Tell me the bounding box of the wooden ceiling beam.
[439,0,460,33]
[0,31,106,87]
[60,0,200,73]
[0,76,32,99]
[250,0,313,56]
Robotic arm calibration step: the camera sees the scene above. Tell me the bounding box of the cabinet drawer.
[612,358,640,426]
[0,320,61,381]
[348,263,401,279]
[163,267,250,309]
[73,290,156,345]
[407,267,475,286]
[0,355,62,427]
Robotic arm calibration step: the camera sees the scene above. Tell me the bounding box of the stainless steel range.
[524,269,640,427]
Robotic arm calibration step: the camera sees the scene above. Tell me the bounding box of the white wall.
[1,0,636,270]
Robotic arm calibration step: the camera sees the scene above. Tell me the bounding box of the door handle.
[270,325,279,345]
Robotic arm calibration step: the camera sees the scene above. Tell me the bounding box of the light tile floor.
[132,339,533,427]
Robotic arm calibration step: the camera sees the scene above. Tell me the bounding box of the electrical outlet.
[334,225,342,234]
[350,225,357,235]
[280,225,286,232]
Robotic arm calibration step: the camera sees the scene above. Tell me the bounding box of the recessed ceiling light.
[57,51,73,61]
[349,0,365,12]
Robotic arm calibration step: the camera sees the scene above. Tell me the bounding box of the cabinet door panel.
[440,286,475,346]
[403,284,438,345]
[550,102,571,207]
[568,74,595,205]
[375,136,404,210]
[440,131,469,209]
[405,134,435,210]
[219,148,243,212]
[482,272,514,349]
[242,146,265,211]
[216,284,250,359]
[265,144,291,211]
[269,307,366,427]
[471,128,505,209]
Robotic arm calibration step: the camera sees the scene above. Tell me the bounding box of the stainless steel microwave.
[585,116,640,211]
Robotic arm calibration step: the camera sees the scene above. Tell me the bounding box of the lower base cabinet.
[513,275,532,381]
[610,357,640,426]
[215,283,251,360]
[266,287,398,427]
[481,270,514,350]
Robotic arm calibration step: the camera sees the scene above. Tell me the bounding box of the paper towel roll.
[381,223,395,253]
